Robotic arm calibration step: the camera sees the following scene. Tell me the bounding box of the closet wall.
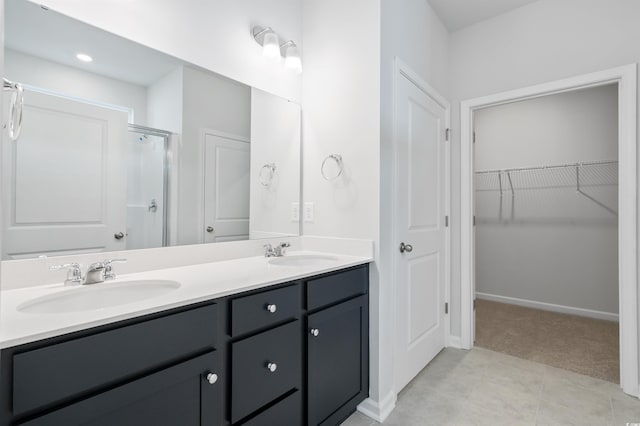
[475,84,619,319]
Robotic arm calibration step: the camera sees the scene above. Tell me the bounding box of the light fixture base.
[252,26,272,46]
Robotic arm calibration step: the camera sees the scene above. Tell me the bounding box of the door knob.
[266,304,277,313]
[266,362,277,373]
[206,226,214,233]
[114,232,125,240]
[310,328,320,337]
[399,242,413,253]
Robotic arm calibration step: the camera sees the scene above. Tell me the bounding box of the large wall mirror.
[2,0,301,260]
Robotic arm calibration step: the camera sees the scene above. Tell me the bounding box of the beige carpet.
[475,299,619,383]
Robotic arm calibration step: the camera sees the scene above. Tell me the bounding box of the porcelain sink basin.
[268,255,339,267]
[18,280,181,314]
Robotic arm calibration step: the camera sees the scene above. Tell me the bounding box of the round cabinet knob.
[206,226,214,233]
[114,232,125,240]
[266,304,277,313]
[310,328,320,337]
[266,362,277,373]
[206,372,218,384]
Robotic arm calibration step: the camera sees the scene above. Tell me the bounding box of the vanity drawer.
[12,303,218,417]
[231,284,300,336]
[231,320,301,423]
[306,265,368,311]
[241,390,301,426]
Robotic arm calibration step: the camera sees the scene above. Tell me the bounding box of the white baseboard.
[476,292,619,322]
[448,335,463,348]
[357,391,396,423]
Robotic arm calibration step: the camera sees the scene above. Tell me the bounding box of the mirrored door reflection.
[126,126,169,250]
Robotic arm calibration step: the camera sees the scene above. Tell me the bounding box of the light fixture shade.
[285,44,302,73]
[262,31,281,59]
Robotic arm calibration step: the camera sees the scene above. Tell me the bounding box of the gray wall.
[474,84,618,315]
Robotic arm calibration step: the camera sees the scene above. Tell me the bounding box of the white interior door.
[203,132,250,243]
[394,71,448,392]
[2,89,128,259]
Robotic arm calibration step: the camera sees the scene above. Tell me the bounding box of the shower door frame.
[128,124,171,248]
[459,64,638,397]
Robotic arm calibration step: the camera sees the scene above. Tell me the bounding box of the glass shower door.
[126,126,169,250]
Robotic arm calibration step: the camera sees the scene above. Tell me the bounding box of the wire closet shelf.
[475,160,618,195]
[475,160,618,216]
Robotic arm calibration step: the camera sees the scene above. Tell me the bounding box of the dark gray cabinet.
[231,321,302,423]
[307,296,369,426]
[0,264,369,426]
[19,351,221,426]
[12,304,219,417]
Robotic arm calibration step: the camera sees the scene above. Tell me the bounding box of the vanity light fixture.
[252,26,302,72]
[253,26,280,59]
[282,41,302,73]
[76,53,93,63]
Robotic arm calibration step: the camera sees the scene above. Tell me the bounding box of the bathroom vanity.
[1,2,371,425]
[0,258,370,426]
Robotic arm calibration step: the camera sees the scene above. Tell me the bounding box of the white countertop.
[0,251,372,349]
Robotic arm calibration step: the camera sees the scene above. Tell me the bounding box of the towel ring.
[259,163,276,187]
[321,154,343,181]
[3,78,23,141]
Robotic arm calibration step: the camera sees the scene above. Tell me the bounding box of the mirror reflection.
[2,0,301,260]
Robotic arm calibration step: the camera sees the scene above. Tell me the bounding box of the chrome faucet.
[49,262,83,286]
[85,262,107,284]
[264,242,290,258]
[104,258,127,280]
[50,258,127,286]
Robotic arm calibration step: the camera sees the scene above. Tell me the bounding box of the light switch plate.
[291,202,300,221]
[303,202,314,222]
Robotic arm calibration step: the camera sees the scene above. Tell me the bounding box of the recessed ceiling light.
[76,53,93,63]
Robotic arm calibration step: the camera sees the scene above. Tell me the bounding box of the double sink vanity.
[0,2,372,425]
[0,248,371,425]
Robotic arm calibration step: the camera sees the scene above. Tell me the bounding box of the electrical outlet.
[291,202,300,221]
[303,202,314,222]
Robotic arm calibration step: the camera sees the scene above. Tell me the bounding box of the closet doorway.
[476,84,619,382]
[460,65,638,396]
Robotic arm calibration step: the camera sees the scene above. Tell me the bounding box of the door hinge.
[445,215,449,227]
[445,128,450,141]
[473,299,477,310]
[445,302,449,314]
[473,131,476,143]
[473,215,476,226]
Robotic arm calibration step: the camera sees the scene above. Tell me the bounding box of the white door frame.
[460,64,638,396]
[199,128,250,244]
[392,57,451,393]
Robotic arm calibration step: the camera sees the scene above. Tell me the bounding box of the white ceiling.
[5,0,185,87]
[427,0,540,32]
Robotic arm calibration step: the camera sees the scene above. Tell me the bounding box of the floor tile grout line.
[534,365,546,425]
[609,393,615,425]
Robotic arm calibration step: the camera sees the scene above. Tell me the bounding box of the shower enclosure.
[126,125,170,250]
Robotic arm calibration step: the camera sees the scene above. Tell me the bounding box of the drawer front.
[231,321,301,423]
[231,284,300,336]
[241,391,301,426]
[307,265,368,311]
[21,351,221,426]
[13,303,218,416]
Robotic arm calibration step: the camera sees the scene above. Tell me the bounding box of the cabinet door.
[307,296,368,426]
[20,351,222,426]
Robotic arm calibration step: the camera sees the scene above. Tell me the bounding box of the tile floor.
[341,347,640,426]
